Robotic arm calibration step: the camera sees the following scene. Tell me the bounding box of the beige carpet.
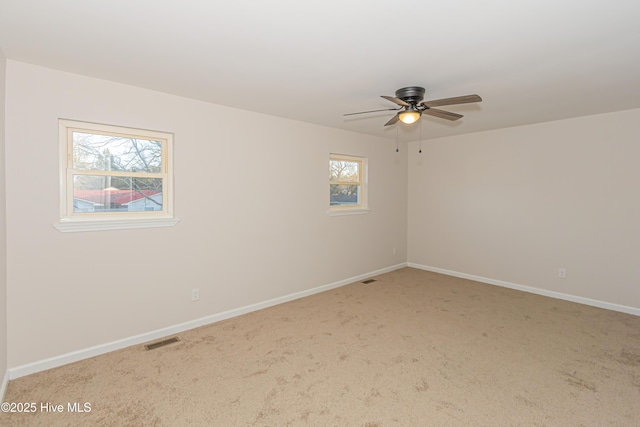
[2,267,640,426]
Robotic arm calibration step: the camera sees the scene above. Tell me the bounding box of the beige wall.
[4,61,408,368]
[0,50,7,383]
[408,109,640,309]
[6,58,638,373]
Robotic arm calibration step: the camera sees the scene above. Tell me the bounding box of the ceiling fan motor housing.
[395,86,425,104]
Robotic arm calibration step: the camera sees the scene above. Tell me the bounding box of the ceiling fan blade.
[422,94,482,108]
[381,95,410,107]
[384,114,400,126]
[423,108,463,121]
[343,107,401,116]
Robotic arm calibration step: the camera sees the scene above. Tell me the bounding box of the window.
[55,119,178,232]
[329,153,368,214]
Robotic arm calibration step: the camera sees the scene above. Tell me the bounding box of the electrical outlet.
[558,268,566,279]
[191,288,200,301]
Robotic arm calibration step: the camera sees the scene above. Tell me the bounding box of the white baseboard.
[1,369,8,402]
[8,263,407,380]
[408,263,640,317]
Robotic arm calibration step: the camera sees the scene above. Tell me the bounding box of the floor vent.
[144,337,180,351]
[362,279,377,284]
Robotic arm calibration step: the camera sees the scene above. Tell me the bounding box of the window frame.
[329,153,369,215]
[54,119,179,232]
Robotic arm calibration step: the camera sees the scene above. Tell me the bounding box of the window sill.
[327,208,371,217]
[54,217,180,233]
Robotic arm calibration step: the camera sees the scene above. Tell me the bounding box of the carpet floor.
[2,267,640,426]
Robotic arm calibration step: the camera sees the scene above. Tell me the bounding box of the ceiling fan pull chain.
[419,120,422,154]
[396,125,399,153]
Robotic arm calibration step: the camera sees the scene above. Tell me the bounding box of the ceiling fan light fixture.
[344,86,482,128]
[398,110,421,124]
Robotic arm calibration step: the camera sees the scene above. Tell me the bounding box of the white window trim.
[55,119,179,232]
[327,208,371,216]
[53,217,179,233]
[329,153,369,214]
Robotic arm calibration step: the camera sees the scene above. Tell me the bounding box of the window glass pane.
[330,184,360,206]
[73,175,163,213]
[72,132,162,173]
[330,160,360,183]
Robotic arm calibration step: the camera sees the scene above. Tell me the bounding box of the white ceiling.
[1,0,639,140]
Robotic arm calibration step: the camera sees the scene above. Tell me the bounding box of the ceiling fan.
[344,86,482,126]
